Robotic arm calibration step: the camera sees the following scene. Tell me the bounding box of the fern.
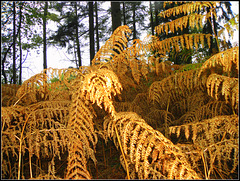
[169,115,238,178]
[103,112,201,179]
[80,68,122,116]
[160,2,217,18]
[198,46,239,78]
[206,73,238,111]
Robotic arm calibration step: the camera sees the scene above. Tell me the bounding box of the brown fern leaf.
[206,73,238,111]
[66,93,98,179]
[92,25,131,64]
[170,115,238,143]
[170,115,238,178]
[148,69,207,110]
[176,100,232,125]
[16,72,49,105]
[103,112,201,179]
[1,84,21,106]
[2,106,25,159]
[151,33,213,55]
[65,137,92,179]
[198,46,239,78]
[144,108,175,132]
[170,90,211,120]
[23,100,71,159]
[80,69,122,116]
[159,2,217,18]
[16,68,84,105]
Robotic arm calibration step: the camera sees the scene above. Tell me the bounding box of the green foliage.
[175,63,203,73]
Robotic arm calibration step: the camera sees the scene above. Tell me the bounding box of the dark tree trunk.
[111,2,121,32]
[150,1,154,35]
[132,3,137,40]
[18,4,23,85]
[95,2,100,52]
[43,2,48,70]
[13,1,16,84]
[122,2,126,25]
[89,2,95,65]
[154,1,159,27]
[74,2,81,67]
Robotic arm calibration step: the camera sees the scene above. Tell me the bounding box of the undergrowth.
[1,1,239,179]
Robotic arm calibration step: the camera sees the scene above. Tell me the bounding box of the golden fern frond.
[23,100,71,159]
[1,105,25,130]
[170,115,238,143]
[92,25,131,64]
[206,73,238,111]
[2,106,24,158]
[16,72,49,105]
[170,90,210,119]
[198,46,239,78]
[1,84,21,96]
[150,34,212,55]
[176,100,232,124]
[155,13,210,35]
[170,115,238,178]
[65,137,92,179]
[148,68,207,110]
[145,108,175,131]
[159,2,217,18]
[66,91,97,179]
[80,69,122,116]
[103,112,201,179]
[15,68,84,105]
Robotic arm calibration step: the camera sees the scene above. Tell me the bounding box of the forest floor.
[87,137,126,179]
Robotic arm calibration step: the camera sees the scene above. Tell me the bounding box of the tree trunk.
[95,2,100,52]
[122,2,126,25]
[111,2,121,32]
[43,2,48,70]
[13,1,16,84]
[74,2,81,67]
[18,3,23,85]
[150,1,154,35]
[132,3,137,40]
[154,1,159,27]
[89,2,95,65]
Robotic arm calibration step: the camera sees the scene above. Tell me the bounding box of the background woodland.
[1,1,239,180]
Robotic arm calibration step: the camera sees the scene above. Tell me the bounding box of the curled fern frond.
[92,25,131,64]
[80,69,122,116]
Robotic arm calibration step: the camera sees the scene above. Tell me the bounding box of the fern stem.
[114,125,130,179]
[29,152,32,179]
[201,150,209,179]
[18,110,36,180]
[13,92,27,107]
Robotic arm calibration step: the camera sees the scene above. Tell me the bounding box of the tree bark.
[150,1,154,35]
[132,3,137,40]
[89,2,95,65]
[111,2,121,32]
[154,1,159,27]
[13,1,16,84]
[122,2,126,25]
[74,2,82,67]
[43,2,48,70]
[95,2,100,52]
[18,3,23,85]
